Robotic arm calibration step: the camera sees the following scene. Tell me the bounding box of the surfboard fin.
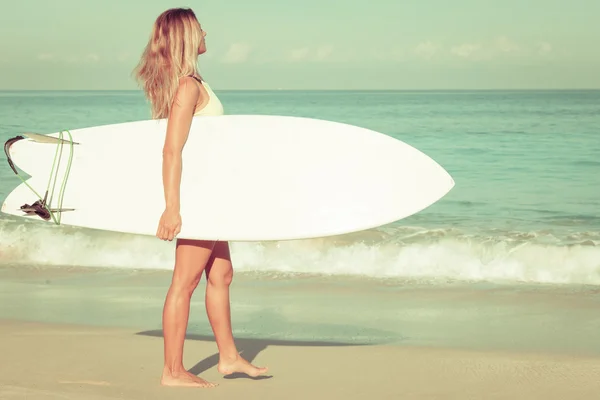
[3,135,24,175]
[19,200,52,220]
[4,133,79,175]
[19,199,74,221]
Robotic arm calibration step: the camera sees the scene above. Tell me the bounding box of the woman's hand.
[156,207,182,241]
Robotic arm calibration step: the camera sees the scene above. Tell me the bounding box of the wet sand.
[1,319,599,400]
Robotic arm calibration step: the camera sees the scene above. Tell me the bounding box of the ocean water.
[1,89,599,286]
[1,89,599,355]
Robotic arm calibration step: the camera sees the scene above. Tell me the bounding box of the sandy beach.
[0,318,598,400]
[1,6,600,399]
[1,264,600,400]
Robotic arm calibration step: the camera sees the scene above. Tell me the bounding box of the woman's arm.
[157,77,200,241]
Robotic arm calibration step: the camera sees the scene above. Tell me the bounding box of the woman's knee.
[208,264,234,287]
[171,272,202,296]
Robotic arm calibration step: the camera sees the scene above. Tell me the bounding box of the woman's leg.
[204,241,268,377]
[161,238,217,388]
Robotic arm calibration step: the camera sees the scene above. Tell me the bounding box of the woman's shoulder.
[173,76,202,104]
[178,75,202,92]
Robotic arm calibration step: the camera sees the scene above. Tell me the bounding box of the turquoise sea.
[1,89,599,355]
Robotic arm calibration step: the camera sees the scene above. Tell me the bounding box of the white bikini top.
[191,77,224,117]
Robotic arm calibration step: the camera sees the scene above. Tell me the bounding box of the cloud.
[315,45,334,61]
[288,47,310,62]
[284,45,338,62]
[447,37,554,61]
[85,53,100,63]
[221,43,252,64]
[449,37,527,61]
[495,36,519,53]
[401,37,554,64]
[538,41,552,55]
[451,43,481,59]
[414,41,438,59]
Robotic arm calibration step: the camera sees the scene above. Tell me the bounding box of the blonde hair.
[133,8,203,119]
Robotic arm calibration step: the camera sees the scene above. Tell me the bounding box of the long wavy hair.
[133,8,203,119]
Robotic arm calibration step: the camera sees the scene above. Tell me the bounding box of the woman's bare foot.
[161,369,217,388]
[217,355,268,377]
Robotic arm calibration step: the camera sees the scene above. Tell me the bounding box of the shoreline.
[2,263,600,358]
[1,318,599,400]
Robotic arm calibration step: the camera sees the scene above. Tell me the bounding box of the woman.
[133,7,268,388]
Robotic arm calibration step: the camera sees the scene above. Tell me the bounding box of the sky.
[0,0,599,90]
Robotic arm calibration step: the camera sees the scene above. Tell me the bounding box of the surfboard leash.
[3,130,75,225]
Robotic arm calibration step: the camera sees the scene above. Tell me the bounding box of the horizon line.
[1,88,600,92]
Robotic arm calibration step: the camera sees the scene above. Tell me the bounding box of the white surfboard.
[2,115,454,241]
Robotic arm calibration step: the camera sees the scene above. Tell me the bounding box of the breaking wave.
[1,215,599,286]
